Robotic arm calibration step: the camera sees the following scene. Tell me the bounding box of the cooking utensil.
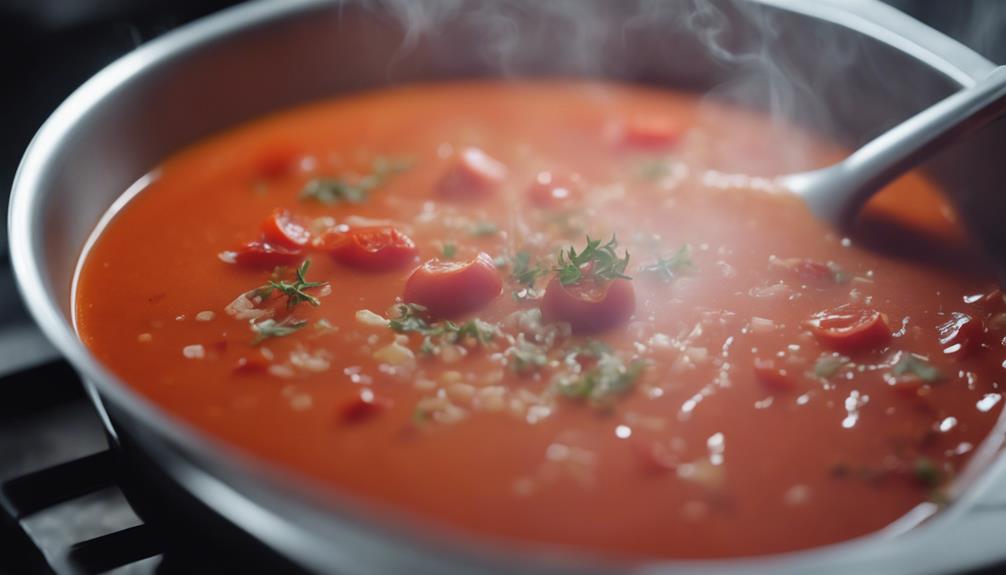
[10,1,1006,573]
[782,65,1006,228]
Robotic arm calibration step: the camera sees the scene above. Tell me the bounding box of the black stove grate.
[0,360,271,575]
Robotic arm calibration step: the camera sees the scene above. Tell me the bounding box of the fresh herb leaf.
[892,353,944,384]
[555,235,631,286]
[640,244,694,282]
[441,242,457,259]
[469,221,499,237]
[261,259,327,310]
[913,457,943,489]
[553,342,645,407]
[507,334,548,375]
[387,303,498,352]
[299,156,411,205]
[812,354,850,379]
[450,319,498,345]
[388,303,431,334]
[251,317,307,345]
[511,251,549,288]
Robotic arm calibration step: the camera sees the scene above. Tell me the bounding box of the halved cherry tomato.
[753,358,795,392]
[325,226,417,271]
[937,312,985,360]
[436,147,507,199]
[260,208,311,248]
[805,306,891,352]
[527,172,580,209]
[340,389,392,425]
[233,241,303,267]
[614,115,681,149]
[403,252,502,318]
[541,275,635,334]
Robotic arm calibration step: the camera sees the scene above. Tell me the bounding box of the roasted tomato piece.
[527,172,580,209]
[325,226,417,271]
[436,147,507,199]
[340,389,392,424]
[404,252,502,318]
[260,208,311,248]
[614,115,681,149]
[541,276,635,334]
[805,306,891,352]
[937,312,985,359]
[233,241,303,267]
[753,358,795,392]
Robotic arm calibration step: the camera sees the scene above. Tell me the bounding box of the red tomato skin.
[541,276,635,334]
[403,253,503,318]
[804,307,892,352]
[260,208,311,248]
[615,116,681,149]
[937,312,985,360]
[233,241,303,268]
[527,172,579,209]
[436,147,507,200]
[753,358,795,392]
[326,227,418,271]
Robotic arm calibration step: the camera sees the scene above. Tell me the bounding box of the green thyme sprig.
[555,235,631,286]
[258,260,327,310]
[300,156,412,204]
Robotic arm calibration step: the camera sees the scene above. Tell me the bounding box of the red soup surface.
[74,82,1006,559]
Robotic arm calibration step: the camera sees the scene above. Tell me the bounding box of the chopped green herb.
[827,262,850,284]
[251,317,307,345]
[553,343,645,407]
[555,235,631,286]
[387,303,498,353]
[469,221,499,237]
[506,334,548,375]
[388,303,431,334]
[640,244,694,282]
[512,251,546,285]
[441,242,457,259]
[812,354,850,379]
[493,255,508,268]
[892,353,944,384]
[259,259,327,310]
[299,156,411,204]
[913,457,943,489]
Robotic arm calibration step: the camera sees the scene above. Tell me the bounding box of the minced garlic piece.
[182,344,205,359]
[373,340,415,367]
[137,333,153,343]
[195,310,215,322]
[355,309,389,328]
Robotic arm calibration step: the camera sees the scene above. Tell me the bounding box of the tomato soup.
[74,82,1006,559]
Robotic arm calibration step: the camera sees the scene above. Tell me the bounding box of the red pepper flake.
[340,389,392,424]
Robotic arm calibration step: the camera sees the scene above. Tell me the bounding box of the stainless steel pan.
[10,0,1006,572]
